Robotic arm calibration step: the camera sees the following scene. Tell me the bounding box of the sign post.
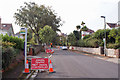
[20,27,28,73]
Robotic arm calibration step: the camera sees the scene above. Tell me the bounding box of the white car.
[62,46,68,50]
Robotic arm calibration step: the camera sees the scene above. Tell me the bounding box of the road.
[34,49,118,79]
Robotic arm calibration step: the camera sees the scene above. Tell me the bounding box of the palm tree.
[76,25,81,30]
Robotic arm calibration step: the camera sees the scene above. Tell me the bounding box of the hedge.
[1,34,24,50]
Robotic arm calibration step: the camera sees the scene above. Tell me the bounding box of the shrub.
[2,34,24,50]
[107,43,120,49]
[2,47,15,70]
[87,39,100,48]
[2,42,16,48]
[78,40,86,47]
[2,47,20,70]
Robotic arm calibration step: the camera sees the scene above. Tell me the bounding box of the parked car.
[62,46,68,50]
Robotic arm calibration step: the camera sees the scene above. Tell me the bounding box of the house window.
[2,25,7,27]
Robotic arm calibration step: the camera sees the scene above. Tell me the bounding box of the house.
[107,23,120,29]
[81,28,94,39]
[0,18,14,36]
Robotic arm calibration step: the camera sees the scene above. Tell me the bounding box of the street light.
[101,16,107,56]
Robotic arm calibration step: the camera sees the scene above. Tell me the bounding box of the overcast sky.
[0,0,119,34]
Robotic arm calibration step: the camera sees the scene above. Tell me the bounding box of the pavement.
[73,50,119,64]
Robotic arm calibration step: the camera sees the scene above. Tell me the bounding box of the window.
[2,25,7,27]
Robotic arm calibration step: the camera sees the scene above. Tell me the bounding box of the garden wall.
[69,46,120,58]
[71,46,101,55]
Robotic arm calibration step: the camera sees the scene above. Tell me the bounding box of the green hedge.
[2,34,24,50]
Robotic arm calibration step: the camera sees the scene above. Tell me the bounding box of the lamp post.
[101,16,107,56]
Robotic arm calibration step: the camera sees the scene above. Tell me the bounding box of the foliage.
[14,2,63,44]
[68,33,77,46]
[81,21,85,26]
[51,34,60,45]
[107,43,120,49]
[2,47,20,70]
[2,42,16,47]
[76,25,81,30]
[39,25,56,44]
[69,27,120,49]
[83,35,91,40]
[81,26,88,31]
[73,30,80,40]
[2,34,24,50]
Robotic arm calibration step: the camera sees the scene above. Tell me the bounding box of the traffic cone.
[24,60,30,73]
[49,60,54,73]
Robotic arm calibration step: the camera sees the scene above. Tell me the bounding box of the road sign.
[31,58,49,70]
[20,27,26,34]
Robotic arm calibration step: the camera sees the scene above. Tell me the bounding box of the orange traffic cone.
[24,60,30,73]
[49,60,54,73]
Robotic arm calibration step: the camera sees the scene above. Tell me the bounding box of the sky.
[0,0,119,34]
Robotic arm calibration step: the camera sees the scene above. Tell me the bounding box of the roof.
[0,23,14,35]
[107,23,117,28]
[0,23,12,30]
[86,29,94,33]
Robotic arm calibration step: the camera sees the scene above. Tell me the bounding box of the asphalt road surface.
[34,49,118,79]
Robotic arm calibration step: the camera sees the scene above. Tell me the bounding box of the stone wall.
[69,46,120,58]
[106,49,120,58]
[71,46,101,55]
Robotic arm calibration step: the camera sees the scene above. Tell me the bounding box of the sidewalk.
[73,50,119,64]
[2,61,25,80]
[2,51,49,80]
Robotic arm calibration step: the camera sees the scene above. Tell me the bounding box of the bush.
[2,41,16,48]
[2,34,24,50]
[107,43,120,49]
[2,47,15,70]
[87,39,100,48]
[2,47,20,70]
[78,40,86,47]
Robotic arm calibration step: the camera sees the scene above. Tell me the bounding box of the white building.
[81,29,94,39]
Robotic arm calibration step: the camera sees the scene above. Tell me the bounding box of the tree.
[68,33,77,46]
[76,25,81,30]
[81,21,85,26]
[39,25,56,44]
[73,30,80,40]
[14,2,62,44]
[81,26,88,31]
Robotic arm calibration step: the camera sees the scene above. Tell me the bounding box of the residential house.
[81,28,94,39]
[0,18,14,36]
[107,23,120,29]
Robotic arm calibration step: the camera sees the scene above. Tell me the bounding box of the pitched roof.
[86,29,94,33]
[0,23,12,30]
[107,23,117,28]
[0,23,14,35]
